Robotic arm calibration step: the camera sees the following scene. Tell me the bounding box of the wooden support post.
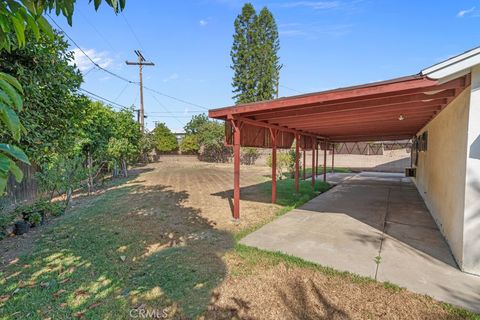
[303,149,306,180]
[316,145,319,176]
[270,129,278,204]
[311,137,316,187]
[295,134,300,193]
[323,140,327,182]
[331,144,335,173]
[232,120,241,219]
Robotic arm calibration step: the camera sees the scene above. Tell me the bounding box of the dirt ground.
[0,157,473,319]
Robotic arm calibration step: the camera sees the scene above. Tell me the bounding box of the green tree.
[0,31,85,165]
[0,0,125,193]
[184,113,209,135]
[152,123,178,153]
[180,135,199,154]
[255,7,281,101]
[197,121,231,162]
[230,4,281,104]
[231,3,258,104]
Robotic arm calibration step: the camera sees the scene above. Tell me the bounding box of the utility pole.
[126,50,154,132]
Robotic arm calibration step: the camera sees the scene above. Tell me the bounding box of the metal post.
[270,129,277,204]
[233,120,241,219]
[295,134,300,193]
[331,144,335,173]
[311,137,316,187]
[323,140,327,182]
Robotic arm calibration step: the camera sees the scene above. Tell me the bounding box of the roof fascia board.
[422,47,480,80]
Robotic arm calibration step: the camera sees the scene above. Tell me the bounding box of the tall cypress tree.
[231,3,257,104]
[231,4,281,104]
[255,7,282,101]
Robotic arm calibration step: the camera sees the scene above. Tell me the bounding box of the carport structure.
[209,74,469,217]
[209,47,480,276]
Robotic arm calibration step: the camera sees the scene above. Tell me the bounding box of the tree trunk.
[65,188,73,207]
[122,158,128,177]
[87,151,94,195]
[113,162,118,178]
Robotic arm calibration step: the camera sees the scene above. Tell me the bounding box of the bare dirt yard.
[0,157,476,319]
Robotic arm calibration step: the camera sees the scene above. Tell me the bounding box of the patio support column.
[295,134,300,193]
[303,148,306,180]
[232,119,242,220]
[316,144,319,176]
[331,144,335,173]
[323,140,327,182]
[269,128,278,204]
[311,137,316,187]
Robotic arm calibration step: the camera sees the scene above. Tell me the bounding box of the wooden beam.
[209,76,466,119]
[295,134,300,192]
[253,94,451,122]
[269,128,278,204]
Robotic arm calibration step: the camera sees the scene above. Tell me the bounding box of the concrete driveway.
[240,172,480,312]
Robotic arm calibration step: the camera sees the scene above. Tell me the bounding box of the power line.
[48,14,210,112]
[147,92,186,127]
[78,8,116,52]
[79,88,127,110]
[121,12,147,54]
[114,82,131,102]
[280,84,303,94]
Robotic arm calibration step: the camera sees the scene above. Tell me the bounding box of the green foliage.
[0,31,85,164]
[197,121,231,162]
[0,0,124,51]
[231,3,281,104]
[184,113,209,135]
[0,0,125,195]
[35,155,88,206]
[152,123,178,153]
[139,133,155,156]
[28,211,41,225]
[180,134,199,154]
[266,151,295,179]
[240,147,260,165]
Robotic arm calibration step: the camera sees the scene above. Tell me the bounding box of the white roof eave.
[421,47,480,82]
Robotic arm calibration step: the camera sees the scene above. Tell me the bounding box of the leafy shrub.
[266,151,294,180]
[36,155,88,206]
[180,135,199,154]
[0,211,16,239]
[28,212,42,226]
[199,144,232,163]
[153,123,178,153]
[241,147,260,165]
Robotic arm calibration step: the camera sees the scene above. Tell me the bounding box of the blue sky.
[52,0,480,132]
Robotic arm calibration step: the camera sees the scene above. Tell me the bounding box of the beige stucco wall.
[413,87,470,268]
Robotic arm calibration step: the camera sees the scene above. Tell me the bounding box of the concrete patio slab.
[240,172,480,312]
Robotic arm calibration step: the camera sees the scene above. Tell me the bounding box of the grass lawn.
[0,161,477,319]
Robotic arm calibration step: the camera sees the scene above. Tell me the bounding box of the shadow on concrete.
[469,134,480,160]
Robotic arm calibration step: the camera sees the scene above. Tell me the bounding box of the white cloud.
[163,73,180,82]
[199,19,208,26]
[71,48,113,72]
[281,1,340,10]
[457,7,476,17]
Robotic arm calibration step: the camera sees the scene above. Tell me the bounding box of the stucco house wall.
[413,87,470,269]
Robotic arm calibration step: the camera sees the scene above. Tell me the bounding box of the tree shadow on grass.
[0,183,232,319]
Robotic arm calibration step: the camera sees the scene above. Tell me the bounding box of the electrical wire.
[121,12,146,54]
[79,88,127,110]
[48,14,210,112]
